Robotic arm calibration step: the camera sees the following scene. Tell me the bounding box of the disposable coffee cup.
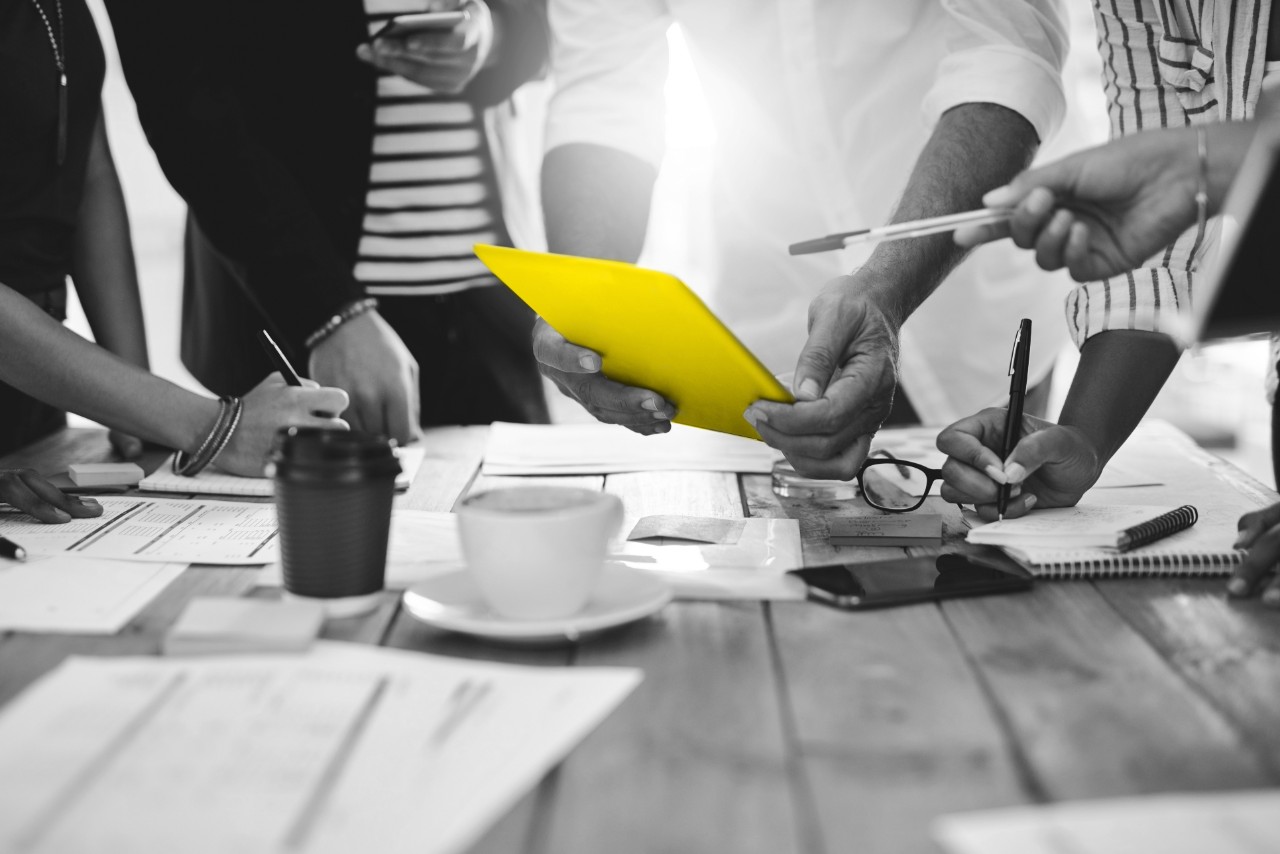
[270,428,401,618]
[457,487,624,620]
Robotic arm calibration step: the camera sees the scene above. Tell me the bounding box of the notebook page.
[139,446,426,496]
[967,505,1177,548]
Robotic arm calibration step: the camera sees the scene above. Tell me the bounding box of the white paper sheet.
[482,421,777,475]
[138,446,426,497]
[609,517,805,600]
[934,790,1280,854]
[0,497,279,565]
[0,556,185,633]
[256,510,461,589]
[0,643,641,854]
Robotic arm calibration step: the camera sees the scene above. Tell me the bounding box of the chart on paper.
[0,497,278,564]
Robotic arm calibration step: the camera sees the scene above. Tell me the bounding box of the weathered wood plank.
[942,582,1274,798]
[537,601,802,854]
[1094,578,1280,779]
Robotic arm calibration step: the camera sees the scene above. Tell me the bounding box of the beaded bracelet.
[173,396,241,477]
[1194,126,1209,237]
[304,297,379,351]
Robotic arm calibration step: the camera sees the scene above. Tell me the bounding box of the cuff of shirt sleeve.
[922,45,1066,144]
[1063,270,1191,350]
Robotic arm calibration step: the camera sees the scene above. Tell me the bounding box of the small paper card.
[628,515,747,545]
[163,597,324,656]
[828,513,943,547]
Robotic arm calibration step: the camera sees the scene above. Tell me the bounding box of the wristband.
[173,396,241,477]
[305,298,379,351]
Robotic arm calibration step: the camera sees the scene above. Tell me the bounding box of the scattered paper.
[163,597,324,656]
[609,517,804,600]
[0,643,640,854]
[139,446,426,497]
[256,510,461,589]
[482,421,777,475]
[0,556,185,634]
[0,497,278,565]
[934,790,1280,854]
[628,515,746,544]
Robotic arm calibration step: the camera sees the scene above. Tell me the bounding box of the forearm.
[71,113,150,369]
[542,143,656,262]
[0,284,214,452]
[857,103,1040,324]
[1058,330,1181,466]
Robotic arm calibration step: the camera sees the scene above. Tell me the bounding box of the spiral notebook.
[966,504,1243,578]
[138,446,426,497]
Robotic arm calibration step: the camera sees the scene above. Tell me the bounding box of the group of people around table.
[3,0,1280,605]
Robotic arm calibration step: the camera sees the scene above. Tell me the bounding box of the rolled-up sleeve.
[923,0,1070,144]
[545,0,672,168]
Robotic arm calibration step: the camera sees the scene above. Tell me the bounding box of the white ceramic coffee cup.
[457,486,624,620]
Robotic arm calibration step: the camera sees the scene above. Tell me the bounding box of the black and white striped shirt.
[1068,0,1273,345]
[359,0,507,295]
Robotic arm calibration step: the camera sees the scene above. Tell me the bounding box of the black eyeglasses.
[856,449,943,513]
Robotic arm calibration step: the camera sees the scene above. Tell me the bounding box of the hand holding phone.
[788,553,1031,610]
[357,1,495,95]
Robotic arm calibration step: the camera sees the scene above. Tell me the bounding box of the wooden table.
[3,426,1280,854]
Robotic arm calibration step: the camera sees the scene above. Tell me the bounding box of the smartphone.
[372,10,469,40]
[787,553,1031,610]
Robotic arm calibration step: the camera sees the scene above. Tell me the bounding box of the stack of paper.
[0,643,640,854]
[934,790,1280,854]
[0,556,185,634]
[482,421,777,475]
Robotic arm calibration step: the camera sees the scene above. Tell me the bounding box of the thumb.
[792,312,846,401]
[1002,429,1067,484]
[985,156,1079,209]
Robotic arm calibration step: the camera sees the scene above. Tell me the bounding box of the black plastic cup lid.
[269,427,402,479]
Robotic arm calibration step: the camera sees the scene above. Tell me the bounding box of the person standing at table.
[533,0,1073,479]
[103,0,551,446]
[0,0,348,523]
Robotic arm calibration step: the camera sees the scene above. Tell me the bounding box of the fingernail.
[1264,589,1280,607]
[1228,578,1249,596]
[1026,188,1053,214]
[1233,533,1250,548]
[53,509,70,522]
[1004,463,1026,483]
[579,355,600,371]
[797,379,821,400]
[652,410,668,420]
[641,398,659,411]
[657,422,671,434]
[355,44,372,59]
[983,185,1014,207]
[1024,494,1037,509]
[743,409,759,427]
[984,464,1009,484]
[80,498,101,508]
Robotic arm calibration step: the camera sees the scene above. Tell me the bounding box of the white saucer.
[402,565,672,644]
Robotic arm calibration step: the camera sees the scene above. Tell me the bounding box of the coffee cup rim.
[459,486,617,516]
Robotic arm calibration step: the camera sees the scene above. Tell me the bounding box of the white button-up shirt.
[546,0,1074,424]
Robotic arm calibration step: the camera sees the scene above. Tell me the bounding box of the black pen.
[0,535,27,561]
[997,319,1032,520]
[257,329,303,387]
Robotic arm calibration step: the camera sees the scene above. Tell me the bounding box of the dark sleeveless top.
[0,0,105,296]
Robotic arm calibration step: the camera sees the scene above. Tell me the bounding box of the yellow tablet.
[474,245,793,440]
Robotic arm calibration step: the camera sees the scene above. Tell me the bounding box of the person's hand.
[108,430,143,460]
[216,374,350,477]
[355,0,495,94]
[953,130,1202,282]
[532,318,676,435]
[743,276,899,480]
[0,468,103,524]
[935,408,1103,521]
[1228,502,1280,607]
[308,310,420,445]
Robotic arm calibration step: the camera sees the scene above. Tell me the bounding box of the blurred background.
[75,1,1275,489]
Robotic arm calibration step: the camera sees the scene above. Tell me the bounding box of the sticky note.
[68,463,144,487]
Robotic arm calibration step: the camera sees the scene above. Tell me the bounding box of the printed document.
[0,643,640,854]
[0,496,278,564]
[0,556,185,633]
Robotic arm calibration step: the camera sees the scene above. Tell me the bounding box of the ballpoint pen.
[788,208,1012,255]
[0,535,27,561]
[998,319,1032,520]
[257,329,304,387]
